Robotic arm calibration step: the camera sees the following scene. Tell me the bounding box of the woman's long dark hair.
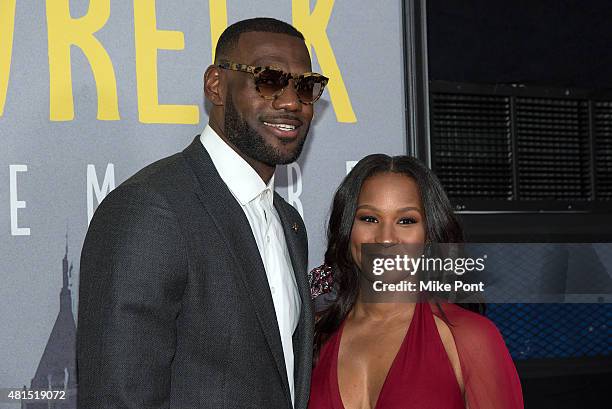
[314,154,484,357]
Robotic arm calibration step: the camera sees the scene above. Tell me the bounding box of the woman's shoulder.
[434,302,506,346]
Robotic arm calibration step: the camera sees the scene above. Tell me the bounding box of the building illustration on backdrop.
[21,236,77,409]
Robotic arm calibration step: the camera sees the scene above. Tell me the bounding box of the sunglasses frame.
[217,61,329,105]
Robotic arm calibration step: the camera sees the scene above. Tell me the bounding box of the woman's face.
[350,172,426,269]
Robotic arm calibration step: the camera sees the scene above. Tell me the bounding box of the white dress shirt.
[200,125,301,406]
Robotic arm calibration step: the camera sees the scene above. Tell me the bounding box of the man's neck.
[208,120,275,184]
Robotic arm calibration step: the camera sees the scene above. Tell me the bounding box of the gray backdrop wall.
[0,0,407,401]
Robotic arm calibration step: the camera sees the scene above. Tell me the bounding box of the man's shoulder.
[121,151,188,190]
[100,146,199,212]
[116,136,207,194]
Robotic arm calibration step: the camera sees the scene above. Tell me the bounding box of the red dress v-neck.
[309,302,465,409]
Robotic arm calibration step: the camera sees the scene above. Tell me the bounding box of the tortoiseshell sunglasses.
[217,61,329,104]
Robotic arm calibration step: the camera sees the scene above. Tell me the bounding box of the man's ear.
[204,65,224,106]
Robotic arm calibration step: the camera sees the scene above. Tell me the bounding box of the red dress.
[309,302,464,409]
[309,302,524,409]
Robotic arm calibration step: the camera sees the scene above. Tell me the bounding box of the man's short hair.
[215,17,305,63]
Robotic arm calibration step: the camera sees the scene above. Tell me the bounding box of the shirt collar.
[200,124,274,206]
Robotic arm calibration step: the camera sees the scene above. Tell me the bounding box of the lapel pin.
[292,222,299,233]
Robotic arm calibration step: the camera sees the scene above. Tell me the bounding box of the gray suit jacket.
[77,136,313,409]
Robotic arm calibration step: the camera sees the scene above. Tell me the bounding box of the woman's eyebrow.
[356,204,378,210]
[397,206,422,212]
[356,204,422,212]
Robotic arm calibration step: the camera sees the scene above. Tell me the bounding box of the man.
[77,18,328,409]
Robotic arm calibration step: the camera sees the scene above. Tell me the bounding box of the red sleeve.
[435,303,524,409]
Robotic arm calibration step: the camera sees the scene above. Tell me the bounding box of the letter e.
[9,164,30,236]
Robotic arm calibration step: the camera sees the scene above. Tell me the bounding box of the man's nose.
[271,79,301,111]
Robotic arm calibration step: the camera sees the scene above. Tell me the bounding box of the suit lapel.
[182,137,292,406]
[273,194,314,409]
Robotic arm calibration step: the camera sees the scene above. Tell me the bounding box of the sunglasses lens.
[297,76,325,103]
[255,69,287,98]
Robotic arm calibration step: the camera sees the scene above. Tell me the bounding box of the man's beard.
[223,93,308,166]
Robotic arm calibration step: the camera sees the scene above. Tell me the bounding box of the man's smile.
[263,122,297,131]
[261,116,303,138]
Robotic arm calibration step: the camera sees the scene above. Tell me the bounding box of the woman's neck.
[351,298,416,323]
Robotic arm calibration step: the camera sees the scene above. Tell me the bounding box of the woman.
[309,154,523,409]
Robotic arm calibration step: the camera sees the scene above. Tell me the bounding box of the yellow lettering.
[134,0,199,124]
[46,0,119,121]
[292,0,356,123]
[0,0,16,117]
[209,0,228,62]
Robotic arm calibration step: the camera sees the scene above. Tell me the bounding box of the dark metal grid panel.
[515,98,591,200]
[431,93,513,199]
[594,101,612,200]
[487,304,611,360]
